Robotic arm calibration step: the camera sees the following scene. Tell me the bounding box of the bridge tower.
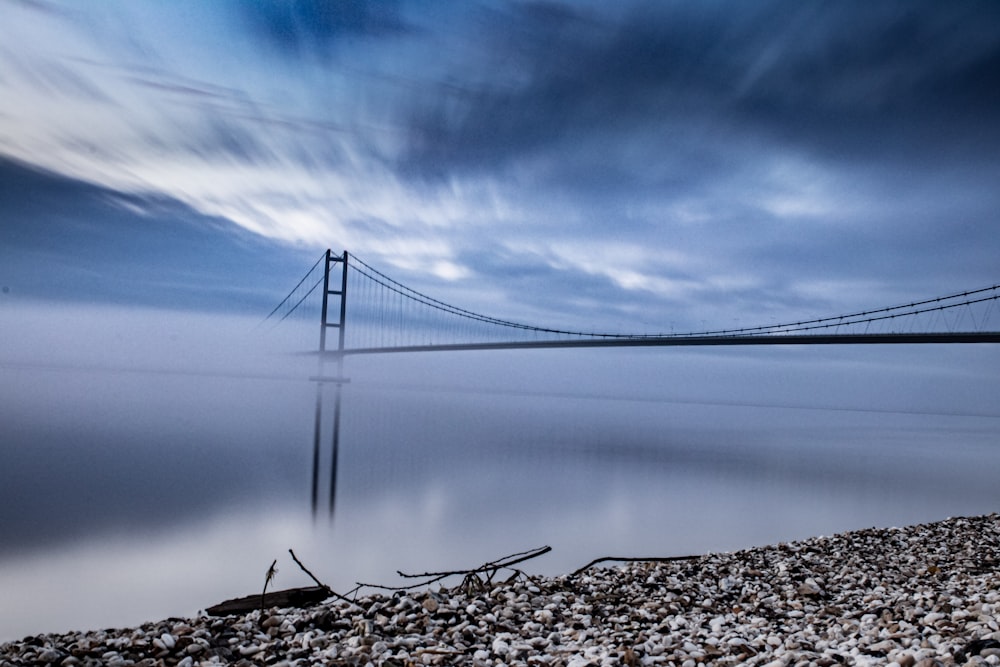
[319,250,348,355]
[312,250,349,518]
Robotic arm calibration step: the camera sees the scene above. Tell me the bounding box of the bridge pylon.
[320,250,348,357]
[310,250,350,519]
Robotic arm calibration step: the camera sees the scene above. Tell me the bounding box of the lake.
[2,305,999,642]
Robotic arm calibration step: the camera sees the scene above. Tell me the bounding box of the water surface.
[2,311,998,641]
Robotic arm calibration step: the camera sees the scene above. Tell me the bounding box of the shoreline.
[3,514,999,666]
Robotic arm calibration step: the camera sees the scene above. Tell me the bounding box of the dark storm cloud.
[0,156,314,311]
[398,1,1000,180]
[236,0,409,57]
[733,3,1000,164]
[369,0,1000,328]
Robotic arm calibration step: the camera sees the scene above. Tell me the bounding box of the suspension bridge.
[265,250,1000,356]
[263,250,999,517]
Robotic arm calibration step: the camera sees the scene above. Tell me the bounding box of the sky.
[2,0,999,333]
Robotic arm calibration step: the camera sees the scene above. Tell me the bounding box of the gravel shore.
[3,514,1000,666]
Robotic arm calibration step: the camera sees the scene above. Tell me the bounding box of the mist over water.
[2,301,1000,641]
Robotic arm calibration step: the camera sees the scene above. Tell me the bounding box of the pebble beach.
[3,514,1000,667]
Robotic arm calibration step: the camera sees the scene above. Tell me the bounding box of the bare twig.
[289,549,326,588]
[357,546,552,594]
[486,545,553,566]
[397,546,551,579]
[571,554,701,576]
[355,578,445,592]
[287,548,358,605]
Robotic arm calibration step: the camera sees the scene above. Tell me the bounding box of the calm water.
[2,324,999,641]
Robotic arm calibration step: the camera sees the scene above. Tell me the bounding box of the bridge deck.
[317,331,1000,357]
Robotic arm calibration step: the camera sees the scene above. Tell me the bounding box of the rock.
[38,648,63,662]
[4,514,1000,667]
[957,638,1000,663]
[238,643,264,656]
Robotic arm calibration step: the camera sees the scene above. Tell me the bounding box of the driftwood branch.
[288,548,359,605]
[358,545,551,593]
[354,579,439,592]
[207,550,349,616]
[208,546,554,616]
[289,549,325,588]
[208,586,331,617]
[397,546,552,579]
[571,554,701,576]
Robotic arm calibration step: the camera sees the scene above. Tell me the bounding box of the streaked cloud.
[0,0,998,331]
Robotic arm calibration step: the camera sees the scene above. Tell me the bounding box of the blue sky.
[1,0,999,331]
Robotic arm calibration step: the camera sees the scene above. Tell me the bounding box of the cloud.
[397,1,1000,179]
[235,0,409,57]
[0,156,316,312]
[359,0,1000,330]
[731,3,1000,165]
[1,0,998,336]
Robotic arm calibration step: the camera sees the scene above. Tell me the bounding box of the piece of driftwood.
[571,554,701,576]
[205,585,332,616]
[206,550,341,616]
[357,545,552,593]
[397,545,552,580]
